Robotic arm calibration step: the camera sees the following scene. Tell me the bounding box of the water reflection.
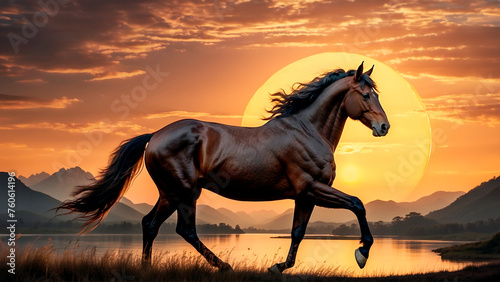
[2,234,484,277]
[404,240,422,253]
[216,234,230,244]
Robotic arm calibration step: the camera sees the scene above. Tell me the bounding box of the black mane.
[265,68,376,120]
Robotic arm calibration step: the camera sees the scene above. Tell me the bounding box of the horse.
[58,62,390,273]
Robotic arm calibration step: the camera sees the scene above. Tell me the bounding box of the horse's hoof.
[268,264,282,274]
[220,263,234,273]
[355,248,367,269]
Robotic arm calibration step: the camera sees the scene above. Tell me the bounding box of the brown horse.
[58,62,390,273]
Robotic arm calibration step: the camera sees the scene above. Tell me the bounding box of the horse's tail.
[57,133,154,233]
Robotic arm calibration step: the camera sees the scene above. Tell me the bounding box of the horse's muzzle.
[372,122,389,137]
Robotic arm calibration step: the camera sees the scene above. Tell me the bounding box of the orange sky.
[1,0,499,213]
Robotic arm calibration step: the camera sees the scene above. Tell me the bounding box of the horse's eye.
[362,93,370,100]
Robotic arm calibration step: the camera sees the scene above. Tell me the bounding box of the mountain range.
[18,171,50,187]
[364,191,465,222]
[4,168,500,232]
[20,167,94,202]
[0,171,144,224]
[428,176,500,223]
[245,191,465,230]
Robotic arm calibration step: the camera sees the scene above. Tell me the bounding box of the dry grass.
[0,243,353,281]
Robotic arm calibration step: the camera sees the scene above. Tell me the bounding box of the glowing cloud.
[0,94,81,110]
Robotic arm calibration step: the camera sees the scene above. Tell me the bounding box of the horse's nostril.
[381,123,388,132]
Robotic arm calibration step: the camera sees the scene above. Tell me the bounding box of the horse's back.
[144,118,256,180]
[145,118,254,162]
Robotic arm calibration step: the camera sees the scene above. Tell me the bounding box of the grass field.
[1,243,499,281]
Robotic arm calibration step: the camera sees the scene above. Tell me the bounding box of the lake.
[7,233,484,277]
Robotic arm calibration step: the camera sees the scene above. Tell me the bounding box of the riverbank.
[434,232,500,261]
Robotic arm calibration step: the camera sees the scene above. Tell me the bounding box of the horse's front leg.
[311,182,373,269]
[268,199,314,273]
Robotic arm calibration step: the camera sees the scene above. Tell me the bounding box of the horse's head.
[344,62,390,137]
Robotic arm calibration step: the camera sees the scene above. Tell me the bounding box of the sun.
[241,52,431,202]
[340,164,361,184]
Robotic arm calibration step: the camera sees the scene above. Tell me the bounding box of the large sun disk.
[241,52,431,202]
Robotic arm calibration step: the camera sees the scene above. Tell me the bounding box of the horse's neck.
[300,77,350,149]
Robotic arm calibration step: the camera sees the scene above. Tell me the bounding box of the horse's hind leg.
[176,198,233,272]
[311,182,373,269]
[269,199,314,273]
[142,196,178,264]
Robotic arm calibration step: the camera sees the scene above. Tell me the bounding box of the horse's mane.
[265,68,376,120]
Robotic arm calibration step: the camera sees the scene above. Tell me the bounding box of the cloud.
[0,0,168,79]
[423,93,500,126]
[0,0,498,81]
[0,120,149,135]
[87,70,146,81]
[15,78,45,83]
[0,94,80,109]
[336,142,405,155]
[144,110,245,120]
[0,142,55,152]
[0,143,28,149]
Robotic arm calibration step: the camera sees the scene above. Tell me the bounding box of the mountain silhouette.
[428,176,500,223]
[18,171,50,187]
[162,205,265,227]
[119,197,154,215]
[164,205,239,226]
[248,209,279,223]
[0,171,145,225]
[365,191,465,222]
[216,207,255,228]
[31,167,95,202]
[256,208,295,230]
[0,172,64,217]
[256,190,465,229]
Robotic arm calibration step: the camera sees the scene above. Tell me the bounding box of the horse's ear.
[354,61,364,82]
[364,65,374,77]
